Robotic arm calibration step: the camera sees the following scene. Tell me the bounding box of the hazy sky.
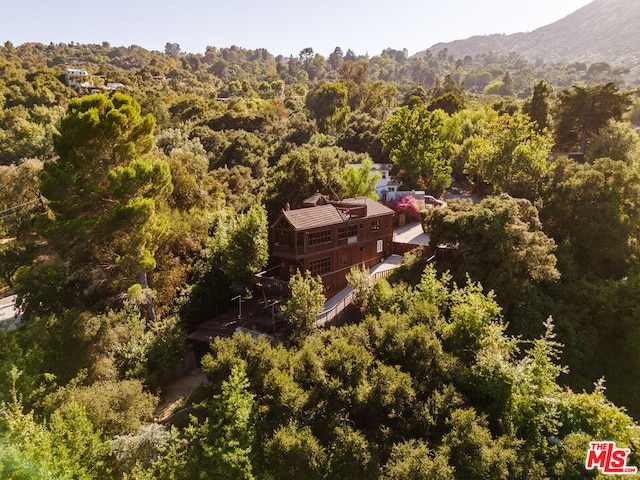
[4,0,593,57]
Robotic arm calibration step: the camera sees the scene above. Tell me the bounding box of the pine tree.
[39,93,172,318]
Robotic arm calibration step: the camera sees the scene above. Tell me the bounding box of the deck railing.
[316,290,353,327]
[315,266,399,326]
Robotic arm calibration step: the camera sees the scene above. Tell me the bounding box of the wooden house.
[269,195,394,297]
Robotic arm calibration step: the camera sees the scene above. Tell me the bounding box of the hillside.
[419,0,640,78]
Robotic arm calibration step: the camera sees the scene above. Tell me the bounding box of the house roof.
[354,163,392,171]
[302,193,328,207]
[337,197,394,217]
[281,204,348,231]
[371,163,392,171]
[277,197,394,231]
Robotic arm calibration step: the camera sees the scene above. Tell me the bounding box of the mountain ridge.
[416,0,640,78]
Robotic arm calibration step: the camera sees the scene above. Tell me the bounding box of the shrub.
[387,195,421,222]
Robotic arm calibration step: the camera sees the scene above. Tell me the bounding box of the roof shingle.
[279,197,393,231]
[283,204,348,231]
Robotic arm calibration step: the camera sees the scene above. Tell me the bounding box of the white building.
[354,163,402,202]
[353,162,444,207]
[65,68,92,88]
[353,162,432,204]
[106,82,124,91]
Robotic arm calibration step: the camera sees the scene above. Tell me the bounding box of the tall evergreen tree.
[38,93,172,318]
[523,80,553,132]
[553,83,632,154]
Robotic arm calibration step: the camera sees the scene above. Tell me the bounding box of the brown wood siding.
[271,209,394,298]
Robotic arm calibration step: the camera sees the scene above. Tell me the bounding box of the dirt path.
[154,368,208,421]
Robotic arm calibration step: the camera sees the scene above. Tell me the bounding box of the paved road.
[444,187,482,204]
[393,222,430,245]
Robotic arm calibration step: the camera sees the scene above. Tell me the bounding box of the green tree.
[540,156,640,279]
[402,85,428,108]
[554,83,633,153]
[265,145,351,216]
[586,119,640,165]
[305,82,350,137]
[499,72,515,96]
[382,439,453,480]
[183,364,256,479]
[210,202,269,295]
[465,112,554,199]
[109,424,176,476]
[129,263,640,480]
[0,159,44,237]
[1,387,111,479]
[42,377,157,437]
[328,425,376,479]
[431,74,464,100]
[0,239,37,289]
[441,107,499,178]
[184,203,268,326]
[427,92,463,115]
[522,80,553,132]
[263,422,327,480]
[443,408,515,479]
[164,42,181,58]
[38,93,172,318]
[423,195,559,314]
[208,130,270,183]
[165,148,212,211]
[441,108,499,146]
[483,79,505,96]
[338,59,369,86]
[359,81,398,119]
[217,165,260,211]
[156,127,207,157]
[337,111,385,162]
[340,158,381,199]
[282,270,326,345]
[346,264,374,313]
[299,47,314,73]
[328,47,344,70]
[0,105,60,165]
[381,105,451,195]
[13,257,71,319]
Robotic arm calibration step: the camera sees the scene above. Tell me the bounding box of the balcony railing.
[272,241,337,258]
[254,266,289,292]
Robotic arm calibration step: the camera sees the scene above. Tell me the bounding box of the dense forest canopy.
[1,39,640,478]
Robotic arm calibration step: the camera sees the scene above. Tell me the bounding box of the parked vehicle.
[425,195,446,207]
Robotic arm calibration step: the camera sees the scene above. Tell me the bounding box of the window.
[371,220,380,231]
[278,231,294,247]
[377,239,383,253]
[309,257,331,276]
[338,224,358,240]
[381,171,387,179]
[308,229,331,245]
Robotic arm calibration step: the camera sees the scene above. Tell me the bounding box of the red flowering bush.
[387,195,421,222]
